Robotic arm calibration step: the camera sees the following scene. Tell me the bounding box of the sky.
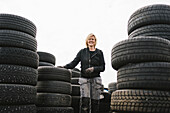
[0,0,170,87]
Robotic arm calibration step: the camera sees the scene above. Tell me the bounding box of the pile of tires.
[71,69,81,113]
[37,51,56,66]
[111,4,170,113]
[0,14,38,113]
[36,67,74,113]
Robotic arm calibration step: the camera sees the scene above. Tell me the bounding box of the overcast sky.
[0,0,170,87]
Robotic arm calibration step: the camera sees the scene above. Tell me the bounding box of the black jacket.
[64,48,105,78]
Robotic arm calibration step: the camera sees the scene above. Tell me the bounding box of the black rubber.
[37,51,56,65]
[111,36,170,70]
[108,82,117,94]
[128,4,170,35]
[71,78,80,85]
[71,96,80,113]
[37,81,71,94]
[0,84,36,105]
[128,24,170,41]
[117,62,170,90]
[111,89,170,113]
[0,14,36,37]
[0,64,37,85]
[0,30,37,51]
[37,107,74,113]
[36,93,71,107]
[71,85,80,96]
[72,70,81,78]
[0,105,36,113]
[0,47,39,68]
[39,62,54,66]
[38,67,71,82]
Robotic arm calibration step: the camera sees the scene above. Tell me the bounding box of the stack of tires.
[0,14,38,113]
[36,67,74,113]
[71,69,81,113]
[37,51,56,67]
[108,82,117,94]
[111,4,170,113]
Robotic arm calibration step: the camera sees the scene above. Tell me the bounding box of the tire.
[100,92,111,112]
[0,105,36,113]
[0,30,37,51]
[0,14,36,37]
[39,61,54,66]
[0,84,36,105]
[36,81,72,94]
[37,107,74,113]
[36,93,71,107]
[38,67,71,82]
[71,78,80,85]
[111,36,170,70]
[117,62,170,90]
[128,4,170,34]
[0,47,39,68]
[108,82,117,94]
[0,64,37,85]
[71,96,80,113]
[37,51,56,65]
[71,85,80,96]
[128,24,170,41]
[111,89,170,113]
[72,70,81,78]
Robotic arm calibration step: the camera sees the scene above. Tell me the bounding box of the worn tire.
[117,62,170,90]
[37,51,56,65]
[111,89,170,113]
[0,64,37,85]
[0,30,37,51]
[37,107,74,113]
[128,4,170,34]
[111,36,170,70]
[0,14,36,37]
[38,67,71,82]
[0,84,36,105]
[0,105,36,113]
[37,81,71,94]
[39,61,54,66]
[36,93,71,107]
[0,47,39,68]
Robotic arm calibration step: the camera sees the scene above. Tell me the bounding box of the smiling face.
[86,33,97,47]
[87,36,96,47]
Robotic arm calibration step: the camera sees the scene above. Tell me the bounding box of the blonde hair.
[85,33,97,47]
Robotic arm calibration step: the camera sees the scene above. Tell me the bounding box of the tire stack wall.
[37,51,56,67]
[71,69,81,113]
[0,13,38,113]
[36,67,74,113]
[111,4,170,113]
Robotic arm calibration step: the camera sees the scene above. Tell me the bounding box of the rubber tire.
[128,4,170,34]
[37,107,74,113]
[37,51,56,65]
[39,61,54,66]
[0,84,36,105]
[0,47,39,68]
[117,62,170,90]
[0,64,37,85]
[38,67,71,82]
[0,105,36,113]
[128,24,170,41]
[111,89,170,113]
[0,30,37,51]
[0,14,36,37]
[36,93,71,107]
[37,81,71,94]
[111,36,170,70]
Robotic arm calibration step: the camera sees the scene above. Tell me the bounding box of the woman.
[60,33,105,113]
